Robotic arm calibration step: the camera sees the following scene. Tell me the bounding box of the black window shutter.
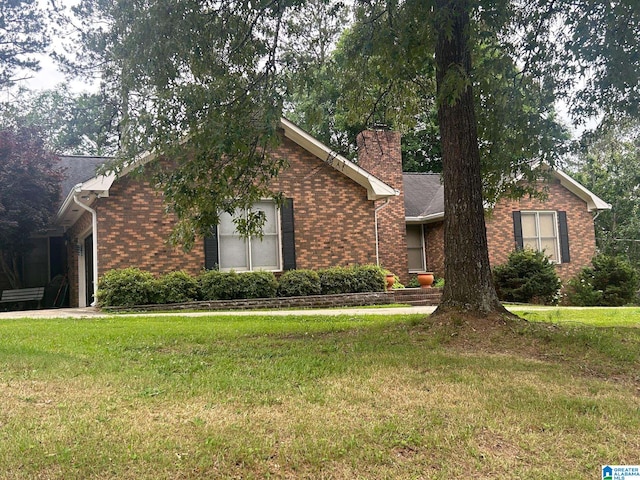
[557,211,570,263]
[281,198,296,270]
[204,225,219,270]
[512,211,523,250]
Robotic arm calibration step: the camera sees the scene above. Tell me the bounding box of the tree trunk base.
[431,301,520,324]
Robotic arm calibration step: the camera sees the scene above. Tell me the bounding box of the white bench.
[0,287,45,309]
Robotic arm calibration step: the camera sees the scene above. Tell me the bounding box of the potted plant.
[417,272,434,289]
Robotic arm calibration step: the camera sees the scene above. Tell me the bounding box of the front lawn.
[0,309,638,479]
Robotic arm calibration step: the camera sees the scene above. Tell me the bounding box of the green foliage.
[493,249,562,305]
[96,268,158,307]
[318,265,387,295]
[156,271,200,304]
[567,255,639,306]
[199,270,278,301]
[0,127,63,288]
[0,0,49,87]
[0,86,120,156]
[277,270,322,297]
[571,117,640,270]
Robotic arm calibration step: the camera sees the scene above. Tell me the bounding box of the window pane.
[253,201,277,235]
[219,211,240,235]
[219,236,248,269]
[538,213,556,237]
[251,235,279,269]
[408,248,424,271]
[406,225,423,248]
[523,239,538,251]
[521,214,537,237]
[540,238,558,262]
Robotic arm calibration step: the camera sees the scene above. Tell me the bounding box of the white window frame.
[521,211,561,263]
[406,224,427,273]
[218,201,282,272]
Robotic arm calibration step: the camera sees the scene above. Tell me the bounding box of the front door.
[84,234,94,306]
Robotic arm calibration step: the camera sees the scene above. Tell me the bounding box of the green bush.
[318,266,354,295]
[237,271,279,299]
[97,267,159,307]
[277,270,322,297]
[157,270,200,304]
[351,265,387,292]
[567,255,639,306]
[199,270,278,300]
[318,265,387,294]
[493,249,561,305]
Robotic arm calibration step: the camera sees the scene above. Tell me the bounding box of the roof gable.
[402,170,610,223]
[56,119,397,227]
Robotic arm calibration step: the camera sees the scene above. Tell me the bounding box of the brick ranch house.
[19,118,609,307]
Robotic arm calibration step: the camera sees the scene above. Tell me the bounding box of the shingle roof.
[58,155,109,205]
[403,173,444,219]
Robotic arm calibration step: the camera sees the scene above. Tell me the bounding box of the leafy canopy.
[0,127,63,287]
[0,0,49,88]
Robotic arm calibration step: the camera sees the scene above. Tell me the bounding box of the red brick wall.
[356,130,409,282]
[270,136,377,269]
[486,179,597,282]
[424,179,597,284]
[66,135,381,306]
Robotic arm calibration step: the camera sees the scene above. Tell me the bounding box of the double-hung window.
[218,201,281,271]
[406,224,426,272]
[520,211,560,262]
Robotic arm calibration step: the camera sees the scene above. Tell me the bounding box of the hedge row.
[97,265,387,307]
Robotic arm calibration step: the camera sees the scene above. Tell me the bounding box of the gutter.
[374,188,400,266]
[73,192,99,306]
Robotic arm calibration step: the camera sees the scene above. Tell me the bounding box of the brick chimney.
[356,129,408,281]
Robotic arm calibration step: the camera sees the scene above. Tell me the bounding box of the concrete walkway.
[0,305,438,320]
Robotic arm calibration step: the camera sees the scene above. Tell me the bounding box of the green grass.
[0,309,638,479]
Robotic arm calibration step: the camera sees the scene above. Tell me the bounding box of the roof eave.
[553,170,612,212]
[280,117,397,200]
[406,213,445,224]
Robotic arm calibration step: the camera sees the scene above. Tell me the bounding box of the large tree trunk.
[432,0,509,317]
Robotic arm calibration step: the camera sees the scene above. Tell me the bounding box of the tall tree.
[0,128,63,288]
[0,0,49,88]
[572,117,640,269]
[0,85,119,155]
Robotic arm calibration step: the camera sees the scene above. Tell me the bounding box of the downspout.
[73,193,98,306]
[374,198,391,267]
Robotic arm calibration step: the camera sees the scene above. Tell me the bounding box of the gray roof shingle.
[58,155,109,203]
[403,173,444,219]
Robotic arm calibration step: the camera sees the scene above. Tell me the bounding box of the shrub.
[567,255,639,306]
[318,265,387,294]
[318,266,354,295]
[199,270,278,300]
[157,270,200,304]
[493,249,561,305]
[199,270,226,300]
[351,265,387,292]
[97,267,159,307]
[237,271,279,299]
[277,270,321,297]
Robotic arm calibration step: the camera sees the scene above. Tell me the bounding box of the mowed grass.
[0,309,638,479]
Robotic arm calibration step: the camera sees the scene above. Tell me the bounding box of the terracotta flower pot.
[417,272,434,289]
[385,273,395,291]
